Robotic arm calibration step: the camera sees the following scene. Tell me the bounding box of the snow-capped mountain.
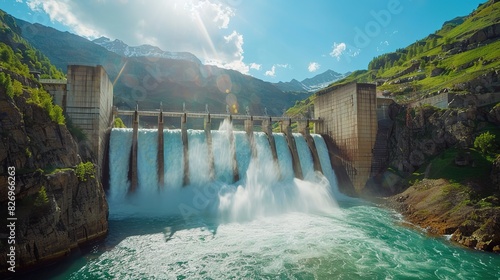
[274,70,350,93]
[93,37,201,64]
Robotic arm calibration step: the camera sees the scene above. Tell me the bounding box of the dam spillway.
[107,120,339,219]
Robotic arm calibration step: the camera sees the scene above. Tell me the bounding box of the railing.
[114,109,323,123]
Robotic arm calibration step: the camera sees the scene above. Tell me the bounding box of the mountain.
[7,13,309,117]
[93,37,201,64]
[13,18,123,74]
[274,69,349,93]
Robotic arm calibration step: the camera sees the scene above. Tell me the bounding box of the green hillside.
[0,10,66,124]
[286,0,500,117]
[0,10,65,79]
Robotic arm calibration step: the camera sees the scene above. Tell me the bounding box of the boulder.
[430,67,446,77]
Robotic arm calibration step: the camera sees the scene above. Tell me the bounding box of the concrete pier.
[281,119,303,179]
[205,114,215,181]
[157,110,164,188]
[181,113,190,186]
[298,120,322,173]
[129,110,139,193]
[113,108,325,188]
[227,117,240,183]
[261,118,280,177]
[245,118,258,158]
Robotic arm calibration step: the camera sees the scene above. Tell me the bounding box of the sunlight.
[113,59,128,87]
[193,11,218,62]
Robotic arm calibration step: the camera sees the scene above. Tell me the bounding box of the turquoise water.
[36,198,499,280]
[31,127,500,279]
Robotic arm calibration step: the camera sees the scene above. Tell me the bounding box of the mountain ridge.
[274,69,350,93]
[93,36,202,65]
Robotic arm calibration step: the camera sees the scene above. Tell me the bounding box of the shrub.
[0,72,14,98]
[34,186,49,207]
[114,117,126,128]
[50,105,65,125]
[75,161,95,182]
[474,131,496,154]
[26,87,65,124]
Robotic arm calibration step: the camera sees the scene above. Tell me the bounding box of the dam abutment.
[315,82,378,194]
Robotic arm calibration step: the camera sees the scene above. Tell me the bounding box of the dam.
[40,64,380,194]
[110,108,326,195]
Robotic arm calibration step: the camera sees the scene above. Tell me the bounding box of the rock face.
[451,207,500,251]
[386,104,491,180]
[376,101,500,252]
[387,179,500,252]
[0,81,108,272]
[492,156,500,190]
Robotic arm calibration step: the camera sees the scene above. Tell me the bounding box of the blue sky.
[0,0,486,83]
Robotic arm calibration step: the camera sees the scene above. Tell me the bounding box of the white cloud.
[349,48,361,57]
[250,63,261,70]
[376,41,390,52]
[25,0,257,74]
[330,42,346,61]
[16,0,23,3]
[27,0,100,38]
[308,62,320,72]
[205,30,249,73]
[264,64,288,77]
[265,65,276,77]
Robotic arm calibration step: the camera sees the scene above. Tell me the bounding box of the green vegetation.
[0,9,65,79]
[0,71,22,98]
[0,20,66,124]
[114,117,127,128]
[25,147,32,158]
[26,87,65,124]
[75,162,95,182]
[33,186,49,207]
[474,131,497,155]
[328,70,373,88]
[430,148,490,183]
[0,43,30,76]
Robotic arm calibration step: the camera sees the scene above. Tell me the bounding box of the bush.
[474,131,496,154]
[34,186,49,207]
[0,72,14,98]
[114,117,126,128]
[75,161,95,182]
[26,87,65,124]
[50,105,65,125]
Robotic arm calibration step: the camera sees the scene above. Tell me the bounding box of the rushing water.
[33,124,500,279]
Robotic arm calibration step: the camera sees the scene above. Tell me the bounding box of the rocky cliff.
[0,72,108,273]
